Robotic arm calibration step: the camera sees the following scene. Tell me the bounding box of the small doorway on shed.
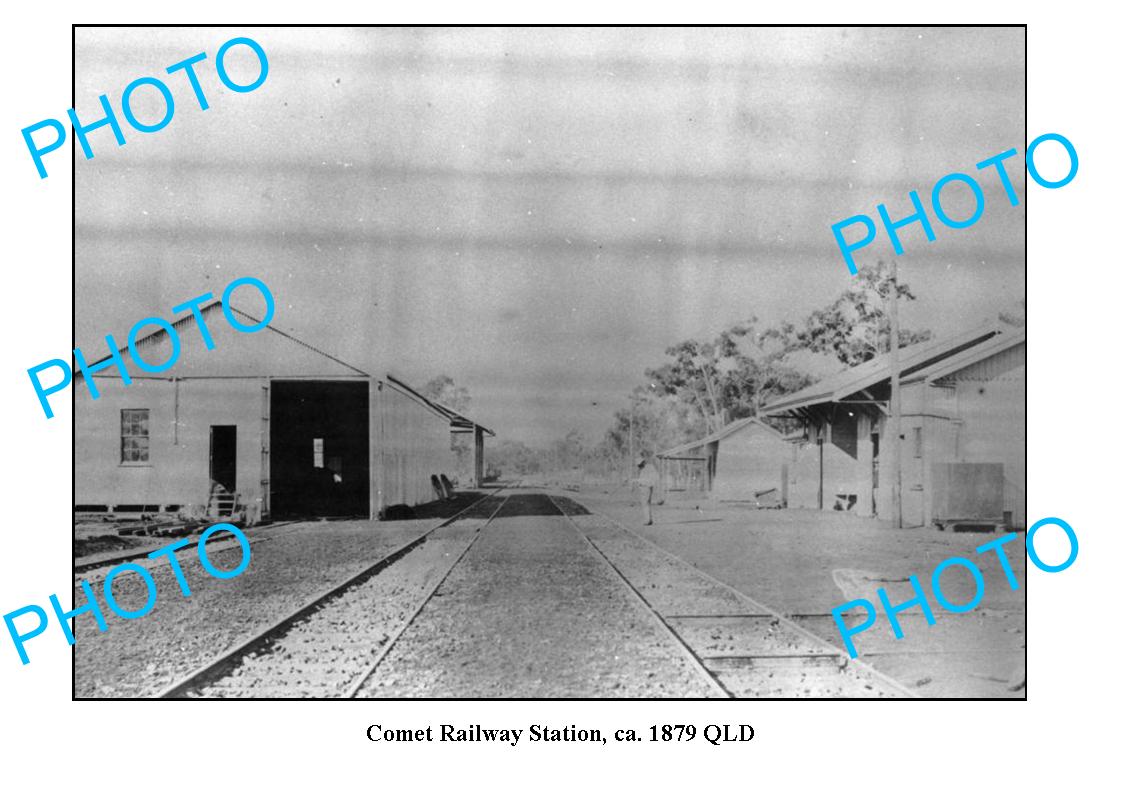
[269,380,369,518]
[209,425,237,493]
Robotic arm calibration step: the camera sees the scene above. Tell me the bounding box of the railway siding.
[76,492,507,698]
[76,522,431,697]
[196,523,482,698]
[159,492,509,698]
[554,499,915,698]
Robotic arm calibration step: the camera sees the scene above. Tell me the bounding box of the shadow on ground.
[497,493,564,517]
[386,491,487,521]
[548,495,591,516]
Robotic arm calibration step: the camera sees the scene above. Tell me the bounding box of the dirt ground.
[576,485,1026,698]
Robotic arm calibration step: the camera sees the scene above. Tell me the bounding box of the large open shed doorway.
[270,380,369,518]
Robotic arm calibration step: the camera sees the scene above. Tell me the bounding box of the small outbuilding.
[656,417,792,504]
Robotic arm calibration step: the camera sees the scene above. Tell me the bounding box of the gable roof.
[760,323,1013,415]
[905,328,1025,384]
[657,416,783,459]
[385,374,496,436]
[83,299,370,379]
[79,300,498,434]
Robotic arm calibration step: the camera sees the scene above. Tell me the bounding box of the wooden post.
[888,261,903,529]
[817,425,824,510]
[260,379,270,522]
[173,376,180,446]
[474,425,484,488]
[375,379,384,520]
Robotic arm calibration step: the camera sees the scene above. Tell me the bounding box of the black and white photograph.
[71,25,1026,699]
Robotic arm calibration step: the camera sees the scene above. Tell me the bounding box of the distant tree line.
[428,262,1024,482]
[597,261,934,467]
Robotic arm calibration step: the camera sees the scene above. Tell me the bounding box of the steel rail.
[551,493,920,699]
[344,494,511,698]
[546,494,733,699]
[156,488,509,699]
[74,521,305,577]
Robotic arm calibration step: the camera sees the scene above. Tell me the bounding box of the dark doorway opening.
[209,425,237,493]
[270,380,369,518]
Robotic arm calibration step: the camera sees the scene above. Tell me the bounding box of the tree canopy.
[419,374,471,413]
[602,260,934,465]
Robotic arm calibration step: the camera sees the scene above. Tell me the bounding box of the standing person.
[635,456,658,525]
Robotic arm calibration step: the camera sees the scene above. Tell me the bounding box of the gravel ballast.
[357,494,716,698]
[75,518,439,697]
[197,521,482,698]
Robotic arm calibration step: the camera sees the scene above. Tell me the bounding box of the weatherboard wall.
[709,422,790,501]
[75,376,266,518]
[376,380,457,510]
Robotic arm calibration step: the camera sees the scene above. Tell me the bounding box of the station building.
[73,300,493,523]
[761,324,1026,528]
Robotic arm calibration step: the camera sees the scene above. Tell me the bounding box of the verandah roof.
[760,324,1013,416]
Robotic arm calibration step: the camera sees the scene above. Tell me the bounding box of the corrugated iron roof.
[80,298,499,436]
[385,374,496,436]
[906,328,1025,384]
[760,323,1012,415]
[657,416,783,458]
[86,299,371,378]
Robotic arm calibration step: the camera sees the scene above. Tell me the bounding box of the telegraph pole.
[888,260,903,529]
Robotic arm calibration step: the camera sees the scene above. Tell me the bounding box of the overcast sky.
[75,26,1025,445]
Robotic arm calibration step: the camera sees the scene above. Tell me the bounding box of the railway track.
[548,494,918,698]
[154,486,915,698]
[340,495,509,698]
[545,494,731,698]
[74,521,306,577]
[157,490,509,698]
[350,490,721,698]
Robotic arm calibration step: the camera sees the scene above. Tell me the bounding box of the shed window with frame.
[121,409,150,464]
